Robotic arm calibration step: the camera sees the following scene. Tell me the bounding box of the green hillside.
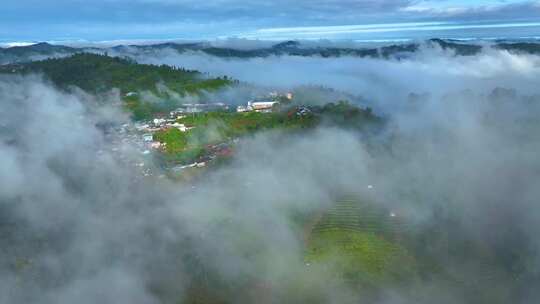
[0,52,231,93]
[306,197,419,288]
[154,102,382,168]
[0,53,234,120]
[304,195,525,303]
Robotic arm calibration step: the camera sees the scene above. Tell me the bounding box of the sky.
[1,0,540,43]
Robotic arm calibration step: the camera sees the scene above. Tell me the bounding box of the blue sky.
[1,0,540,43]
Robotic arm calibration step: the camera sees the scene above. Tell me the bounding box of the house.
[153,118,167,126]
[143,134,153,142]
[237,105,249,113]
[169,122,192,132]
[296,106,312,116]
[169,111,186,119]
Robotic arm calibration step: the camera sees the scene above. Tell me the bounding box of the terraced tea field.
[305,196,418,284]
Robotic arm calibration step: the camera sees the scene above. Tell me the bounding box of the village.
[107,91,294,178]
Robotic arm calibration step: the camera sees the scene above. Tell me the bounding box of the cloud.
[2,0,539,41]
[402,0,540,19]
[0,74,374,303]
[237,21,540,40]
[126,44,540,112]
[3,46,540,303]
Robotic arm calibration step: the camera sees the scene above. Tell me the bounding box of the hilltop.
[0,53,234,120]
[0,52,232,94]
[121,38,540,57]
[0,42,79,64]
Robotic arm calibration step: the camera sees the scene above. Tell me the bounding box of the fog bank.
[2,46,540,303]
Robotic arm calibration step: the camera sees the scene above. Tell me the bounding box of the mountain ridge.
[2,39,540,65]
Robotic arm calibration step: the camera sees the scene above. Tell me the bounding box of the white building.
[249,101,279,112]
[169,122,191,132]
[237,99,280,113]
[237,105,249,113]
[143,134,153,142]
[153,118,166,126]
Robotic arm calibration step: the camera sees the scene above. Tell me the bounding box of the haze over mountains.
[4,0,540,303]
[3,24,540,304]
[2,43,540,302]
[2,38,540,65]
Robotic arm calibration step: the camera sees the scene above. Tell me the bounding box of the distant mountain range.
[0,43,78,64]
[1,39,540,64]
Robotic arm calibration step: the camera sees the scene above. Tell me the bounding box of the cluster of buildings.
[136,116,191,131]
[96,123,161,178]
[142,133,164,151]
[132,117,193,154]
[115,91,295,176]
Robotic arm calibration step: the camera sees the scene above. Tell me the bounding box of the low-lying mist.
[2,46,540,303]
[124,44,540,112]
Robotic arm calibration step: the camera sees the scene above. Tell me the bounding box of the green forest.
[0,53,234,120]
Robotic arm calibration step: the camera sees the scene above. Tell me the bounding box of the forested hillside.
[0,53,234,119]
[0,53,232,94]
